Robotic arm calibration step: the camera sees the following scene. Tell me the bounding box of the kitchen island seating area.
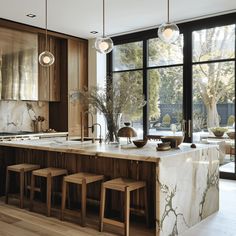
[4,162,149,236]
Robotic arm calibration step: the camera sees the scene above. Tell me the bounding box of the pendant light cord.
[103,0,105,37]
[45,0,48,51]
[167,0,170,23]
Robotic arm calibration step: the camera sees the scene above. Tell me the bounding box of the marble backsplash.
[0,101,49,132]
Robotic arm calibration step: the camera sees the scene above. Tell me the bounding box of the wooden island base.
[0,146,156,229]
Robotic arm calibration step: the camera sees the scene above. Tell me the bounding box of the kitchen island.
[0,138,219,236]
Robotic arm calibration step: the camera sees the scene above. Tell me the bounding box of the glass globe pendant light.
[158,0,179,44]
[95,0,114,54]
[39,0,55,66]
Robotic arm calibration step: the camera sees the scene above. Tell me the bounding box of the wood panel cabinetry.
[68,39,88,136]
[38,34,61,101]
[0,19,88,132]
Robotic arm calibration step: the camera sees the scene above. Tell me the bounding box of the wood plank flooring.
[0,179,235,235]
[0,200,154,236]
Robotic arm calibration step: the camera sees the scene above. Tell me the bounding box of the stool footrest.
[27,185,41,192]
[103,218,125,228]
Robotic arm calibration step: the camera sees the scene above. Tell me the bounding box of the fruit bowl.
[161,136,184,148]
[133,139,147,148]
[210,127,228,137]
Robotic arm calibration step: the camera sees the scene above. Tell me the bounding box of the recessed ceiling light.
[90,31,98,34]
[26,13,36,18]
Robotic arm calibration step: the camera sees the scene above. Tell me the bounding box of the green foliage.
[148,70,160,120]
[113,42,143,69]
[227,115,235,126]
[76,74,146,119]
[162,114,171,126]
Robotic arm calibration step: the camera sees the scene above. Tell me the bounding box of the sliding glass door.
[192,24,235,178]
[147,36,184,137]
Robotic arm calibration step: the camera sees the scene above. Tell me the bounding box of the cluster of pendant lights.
[38,0,179,65]
[93,0,179,55]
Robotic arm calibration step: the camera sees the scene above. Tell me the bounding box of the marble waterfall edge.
[156,146,219,236]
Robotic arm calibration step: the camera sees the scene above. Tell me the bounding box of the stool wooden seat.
[5,163,40,208]
[30,167,68,217]
[100,178,148,236]
[61,172,104,226]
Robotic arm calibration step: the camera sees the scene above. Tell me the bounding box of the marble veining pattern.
[157,146,219,236]
[0,101,48,132]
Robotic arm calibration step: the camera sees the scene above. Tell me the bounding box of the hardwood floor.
[0,179,235,236]
[0,199,154,236]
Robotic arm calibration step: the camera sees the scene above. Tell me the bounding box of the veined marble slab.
[0,137,217,163]
[156,146,219,236]
[0,100,48,132]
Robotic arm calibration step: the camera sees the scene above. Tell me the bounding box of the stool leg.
[20,170,24,208]
[46,175,52,217]
[30,173,35,211]
[5,169,10,204]
[81,178,87,227]
[67,182,70,209]
[124,187,130,236]
[144,186,149,227]
[61,179,67,221]
[99,183,106,232]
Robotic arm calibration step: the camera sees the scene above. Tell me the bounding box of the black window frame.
[107,13,236,179]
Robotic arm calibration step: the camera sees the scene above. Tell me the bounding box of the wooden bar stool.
[5,163,40,208]
[30,167,68,217]
[61,172,104,227]
[100,178,148,236]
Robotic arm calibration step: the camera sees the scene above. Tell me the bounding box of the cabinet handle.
[188,120,192,138]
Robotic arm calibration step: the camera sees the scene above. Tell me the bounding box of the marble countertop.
[0,132,68,140]
[0,137,216,162]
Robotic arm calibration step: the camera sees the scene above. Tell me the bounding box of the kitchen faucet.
[92,123,102,144]
[81,111,94,142]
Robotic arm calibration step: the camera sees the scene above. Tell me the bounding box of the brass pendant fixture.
[39,0,55,66]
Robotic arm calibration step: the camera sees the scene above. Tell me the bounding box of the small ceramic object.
[133,139,147,148]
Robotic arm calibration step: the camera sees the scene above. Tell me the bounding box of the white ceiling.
[0,0,236,39]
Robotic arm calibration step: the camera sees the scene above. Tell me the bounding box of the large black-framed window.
[108,12,236,135]
[108,13,236,179]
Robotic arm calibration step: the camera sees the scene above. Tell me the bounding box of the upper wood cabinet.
[38,34,61,101]
[0,27,38,100]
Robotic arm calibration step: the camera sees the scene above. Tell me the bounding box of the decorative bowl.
[226,131,235,139]
[133,139,147,148]
[157,142,171,148]
[210,127,228,137]
[161,136,184,148]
